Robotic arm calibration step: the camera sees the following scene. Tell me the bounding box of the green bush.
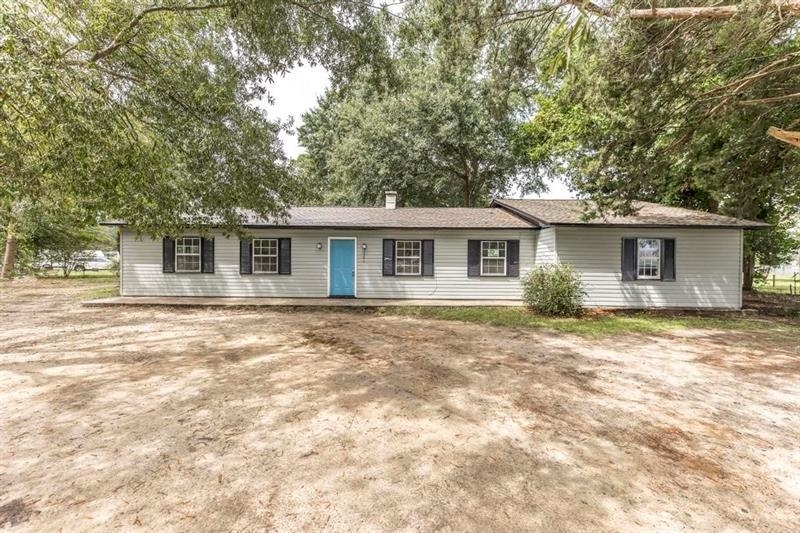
[522,264,585,316]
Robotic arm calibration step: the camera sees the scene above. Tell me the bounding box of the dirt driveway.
[1,280,799,532]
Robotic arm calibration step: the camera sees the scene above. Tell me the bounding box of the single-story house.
[104,192,768,308]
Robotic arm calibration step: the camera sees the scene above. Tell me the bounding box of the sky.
[265,65,575,200]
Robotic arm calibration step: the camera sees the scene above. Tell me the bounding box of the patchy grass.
[35,269,117,280]
[79,283,119,300]
[379,306,799,337]
[6,273,120,299]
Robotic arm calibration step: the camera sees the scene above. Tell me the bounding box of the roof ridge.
[492,198,768,228]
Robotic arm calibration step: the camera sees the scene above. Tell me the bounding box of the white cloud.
[263,64,330,158]
[533,177,576,199]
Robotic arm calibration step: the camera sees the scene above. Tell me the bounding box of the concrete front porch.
[83,296,524,308]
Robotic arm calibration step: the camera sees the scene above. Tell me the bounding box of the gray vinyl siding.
[535,227,557,263]
[120,225,744,308]
[555,226,742,309]
[120,229,536,300]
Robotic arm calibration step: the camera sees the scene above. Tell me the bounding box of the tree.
[31,219,114,278]
[298,71,539,207]
[297,1,545,207]
[474,2,800,133]
[744,212,800,285]
[0,0,390,278]
[518,4,800,289]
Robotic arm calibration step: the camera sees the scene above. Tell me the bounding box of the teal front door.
[329,239,355,297]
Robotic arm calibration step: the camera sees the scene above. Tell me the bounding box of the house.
[104,192,768,308]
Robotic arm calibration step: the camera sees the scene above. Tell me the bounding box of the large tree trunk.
[1,230,18,279]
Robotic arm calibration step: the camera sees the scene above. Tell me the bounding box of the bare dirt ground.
[1,279,799,532]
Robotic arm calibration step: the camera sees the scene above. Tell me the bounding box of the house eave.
[549,222,771,230]
[102,222,539,231]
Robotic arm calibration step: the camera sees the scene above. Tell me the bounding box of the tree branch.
[503,0,800,22]
[767,126,800,147]
[88,3,230,63]
[741,91,800,105]
[628,1,800,19]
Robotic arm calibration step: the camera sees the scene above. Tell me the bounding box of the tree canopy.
[1,0,393,276]
[1,0,389,235]
[517,1,800,284]
[3,0,799,284]
[297,0,548,207]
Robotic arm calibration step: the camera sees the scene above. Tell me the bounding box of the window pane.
[176,238,200,255]
[396,240,420,258]
[482,258,505,275]
[637,239,661,278]
[253,256,277,273]
[253,239,277,256]
[175,238,201,271]
[482,241,506,259]
[176,255,200,272]
[395,241,421,274]
[396,258,420,275]
[253,239,278,273]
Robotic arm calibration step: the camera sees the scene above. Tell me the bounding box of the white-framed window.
[253,238,278,274]
[637,238,661,280]
[175,237,201,272]
[395,240,421,275]
[481,240,506,276]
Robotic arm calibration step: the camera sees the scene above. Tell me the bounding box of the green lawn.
[36,269,117,280]
[754,276,799,295]
[379,306,798,338]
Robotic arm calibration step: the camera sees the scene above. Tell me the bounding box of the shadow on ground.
[1,280,799,531]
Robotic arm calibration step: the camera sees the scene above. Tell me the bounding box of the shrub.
[522,264,585,317]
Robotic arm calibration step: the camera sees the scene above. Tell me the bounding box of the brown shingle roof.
[493,199,769,229]
[241,206,536,229]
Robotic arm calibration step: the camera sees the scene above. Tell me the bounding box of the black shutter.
[162,237,175,273]
[506,240,520,277]
[201,238,214,273]
[422,240,434,277]
[278,238,291,275]
[239,238,252,275]
[467,240,481,277]
[662,238,676,281]
[383,239,395,276]
[622,238,637,281]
